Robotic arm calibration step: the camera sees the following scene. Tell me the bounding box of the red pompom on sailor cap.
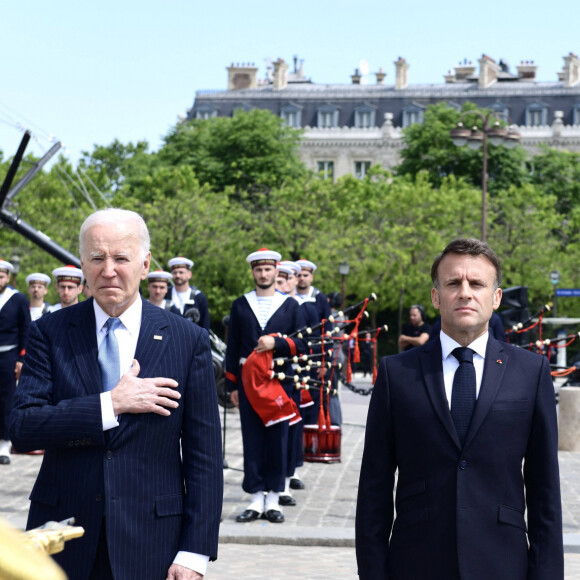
[296,259,317,273]
[52,265,84,284]
[147,270,173,283]
[0,260,14,274]
[246,248,281,268]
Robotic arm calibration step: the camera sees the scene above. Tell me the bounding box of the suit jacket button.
[105,451,113,460]
[95,494,103,502]
[459,460,468,470]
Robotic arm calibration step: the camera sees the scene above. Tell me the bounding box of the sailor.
[276,261,318,501]
[146,270,181,315]
[168,256,210,329]
[226,249,306,523]
[49,266,84,312]
[0,259,30,464]
[26,273,52,321]
[295,259,331,322]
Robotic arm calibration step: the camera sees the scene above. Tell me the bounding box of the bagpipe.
[505,303,580,378]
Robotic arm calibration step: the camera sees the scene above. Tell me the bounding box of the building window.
[354,105,376,128]
[195,106,217,120]
[402,105,424,127]
[281,105,302,128]
[489,102,509,120]
[317,161,334,180]
[525,103,548,127]
[573,105,580,126]
[355,161,371,179]
[317,106,339,128]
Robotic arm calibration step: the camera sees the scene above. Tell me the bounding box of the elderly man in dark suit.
[356,238,563,580]
[11,209,223,580]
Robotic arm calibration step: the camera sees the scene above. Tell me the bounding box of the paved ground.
[3,373,580,578]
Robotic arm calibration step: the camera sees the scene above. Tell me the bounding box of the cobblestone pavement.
[3,373,580,578]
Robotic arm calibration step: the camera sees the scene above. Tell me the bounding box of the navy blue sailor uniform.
[171,286,210,330]
[226,290,306,494]
[0,288,30,441]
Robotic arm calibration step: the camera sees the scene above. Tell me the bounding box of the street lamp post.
[450,111,521,243]
[550,270,561,317]
[338,262,350,309]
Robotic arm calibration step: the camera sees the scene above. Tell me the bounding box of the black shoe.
[290,478,305,490]
[236,509,261,523]
[264,509,284,523]
[279,494,296,506]
[0,455,10,465]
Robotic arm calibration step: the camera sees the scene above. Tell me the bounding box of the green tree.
[158,109,305,196]
[397,102,529,195]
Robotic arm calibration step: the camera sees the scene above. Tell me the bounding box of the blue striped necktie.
[98,318,122,391]
[450,347,476,446]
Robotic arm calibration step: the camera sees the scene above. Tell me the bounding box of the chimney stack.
[375,68,386,85]
[558,53,580,87]
[394,57,409,90]
[478,54,499,89]
[351,68,362,84]
[516,60,538,81]
[272,58,289,90]
[227,63,258,91]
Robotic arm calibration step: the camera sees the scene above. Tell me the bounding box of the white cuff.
[100,392,119,431]
[173,552,209,576]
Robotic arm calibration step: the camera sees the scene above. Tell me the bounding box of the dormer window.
[489,102,509,120]
[195,105,217,120]
[402,104,424,127]
[317,105,339,128]
[354,105,376,128]
[573,104,580,125]
[525,103,548,127]
[281,104,302,128]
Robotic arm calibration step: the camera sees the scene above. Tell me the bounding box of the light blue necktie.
[98,318,122,391]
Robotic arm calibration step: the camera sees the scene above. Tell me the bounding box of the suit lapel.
[133,300,171,377]
[463,336,507,448]
[420,339,461,449]
[67,300,101,395]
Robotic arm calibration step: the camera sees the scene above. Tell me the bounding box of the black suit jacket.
[356,336,563,580]
[10,298,223,580]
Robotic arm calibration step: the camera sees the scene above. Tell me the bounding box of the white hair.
[79,208,150,260]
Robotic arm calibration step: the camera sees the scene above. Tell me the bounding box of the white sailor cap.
[52,265,84,284]
[296,259,317,273]
[147,270,173,283]
[246,248,281,268]
[276,263,293,279]
[26,273,51,286]
[0,260,14,274]
[168,257,194,270]
[280,260,301,276]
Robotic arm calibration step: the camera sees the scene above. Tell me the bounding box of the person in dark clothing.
[398,304,431,352]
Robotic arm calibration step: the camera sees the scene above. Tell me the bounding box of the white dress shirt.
[440,330,489,409]
[94,297,209,575]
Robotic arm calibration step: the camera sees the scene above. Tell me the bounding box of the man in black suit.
[11,209,223,580]
[356,238,563,579]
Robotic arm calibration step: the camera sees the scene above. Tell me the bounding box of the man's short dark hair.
[431,239,502,289]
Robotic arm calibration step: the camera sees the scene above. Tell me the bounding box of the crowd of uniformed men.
[0,250,336,525]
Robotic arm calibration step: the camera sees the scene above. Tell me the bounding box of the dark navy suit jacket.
[356,335,563,580]
[10,298,223,580]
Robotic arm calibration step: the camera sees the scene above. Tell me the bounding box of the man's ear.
[493,287,502,310]
[431,287,440,310]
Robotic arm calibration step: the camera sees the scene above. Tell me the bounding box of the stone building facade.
[188,54,580,179]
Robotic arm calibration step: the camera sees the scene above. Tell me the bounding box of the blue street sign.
[556,288,580,297]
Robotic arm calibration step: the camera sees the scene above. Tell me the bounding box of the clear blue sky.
[1,0,577,164]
